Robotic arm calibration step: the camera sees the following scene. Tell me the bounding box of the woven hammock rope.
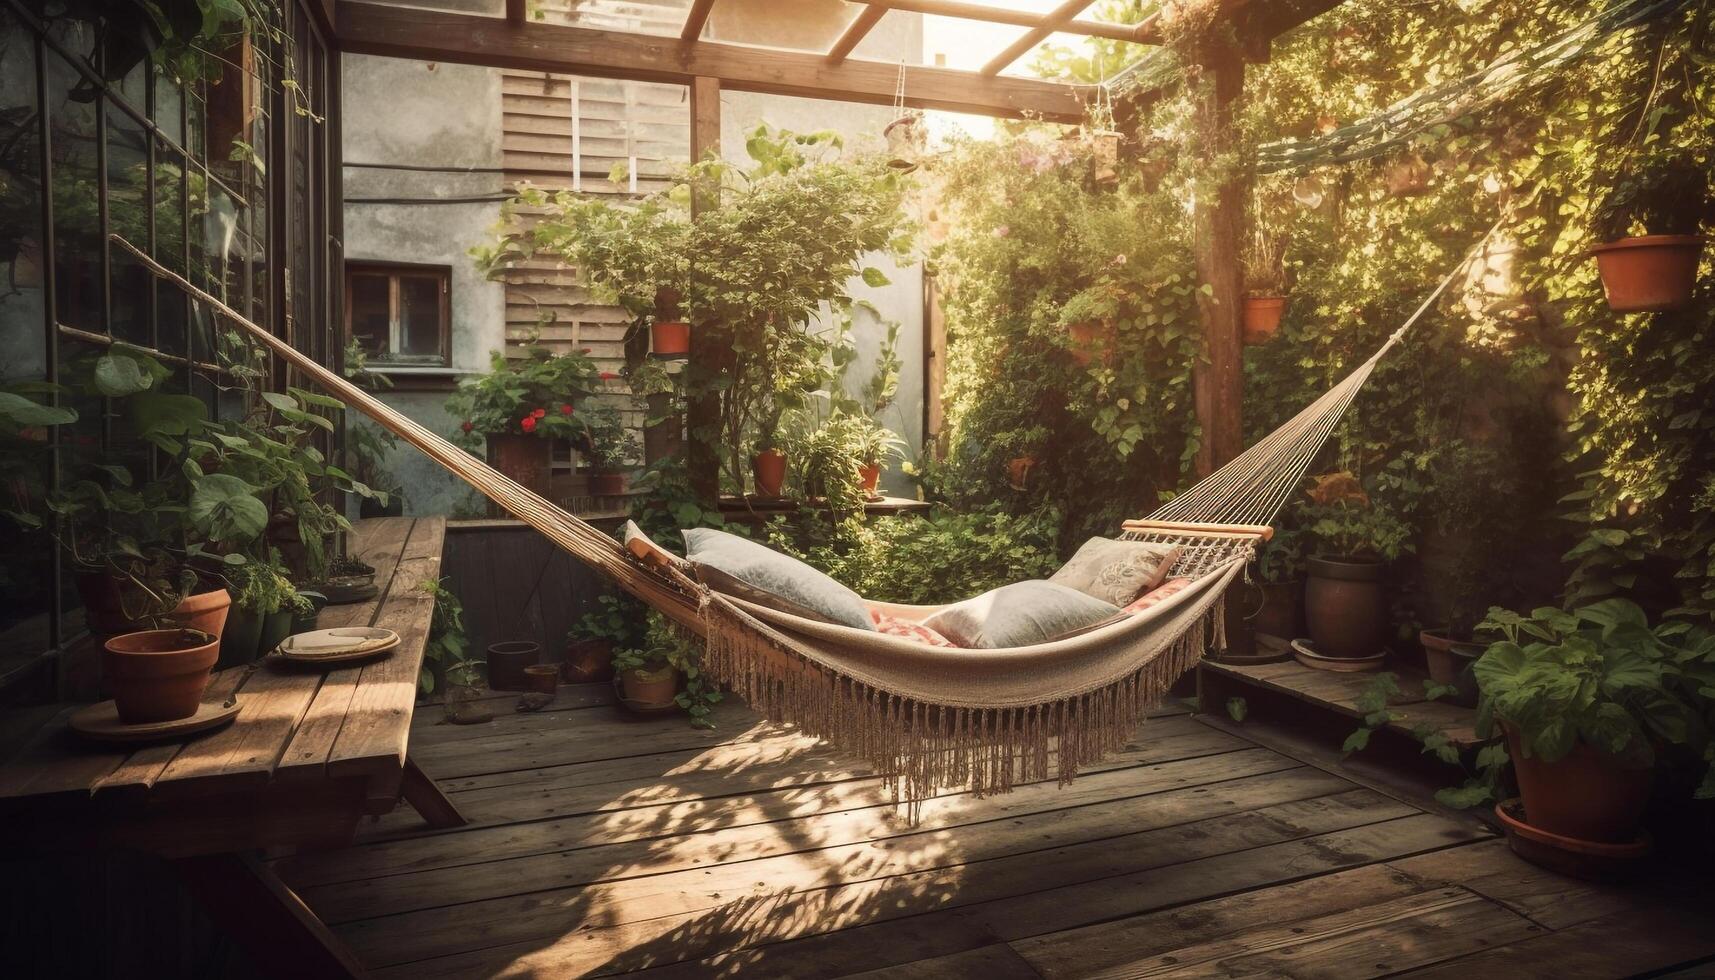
[109,227,1490,805]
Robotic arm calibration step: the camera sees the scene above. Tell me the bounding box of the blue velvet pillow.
[683,528,876,631]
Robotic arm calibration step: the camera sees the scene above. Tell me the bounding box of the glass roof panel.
[535,0,694,36]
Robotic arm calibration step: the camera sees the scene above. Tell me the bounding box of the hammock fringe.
[689,591,1225,818]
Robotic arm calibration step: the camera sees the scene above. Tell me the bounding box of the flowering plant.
[446,342,602,446]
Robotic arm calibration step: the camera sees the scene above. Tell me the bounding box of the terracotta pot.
[1505,728,1652,844]
[1242,296,1288,344]
[523,664,560,696]
[77,574,231,639]
[643,392,683,462]
[1006,456,1037,491]
[1251,578,1303,641]
[589,470,629,496]
[563,637,614,683]
[1589,235,1702,313]
[1065,321,1109,366]
[752,449,787,498]
[1494,798,1650,881]
[169,587,232,638]
[103,629,220,724]
[488,433,551,496]
[1304,556,1387,660]
[1420,628,1483,708]
[651,320,691,359]
[621,664,679,709]
[858,463,882,497]
[486,640,541,692]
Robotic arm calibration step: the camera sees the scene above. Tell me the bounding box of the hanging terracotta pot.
[858,463,882,498]
[752,449,788,498]
[650,320,691,359]
[588,470,629,496]
[1589,235,1702,313]
[488,433,551,497]
[1242,296,1288,345]
[1087,129,1121,186]
[1006,455,1037,491]
[1304,555,1388,660]
[1504,727,1653,844]
[103,628,220,724]
[1065,321,1110,366]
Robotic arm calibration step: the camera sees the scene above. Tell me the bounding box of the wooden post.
[1190,41,1246,478]
[686,76,723,502]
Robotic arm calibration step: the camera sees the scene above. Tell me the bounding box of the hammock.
[110,229,1484,806]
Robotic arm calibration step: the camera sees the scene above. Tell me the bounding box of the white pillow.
[922,580,1121,649]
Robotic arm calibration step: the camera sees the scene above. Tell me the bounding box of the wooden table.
[0,517,461,979]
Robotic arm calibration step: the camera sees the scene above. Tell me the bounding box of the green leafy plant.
[1300,471,1413,561]
[420,576,475,695]
[446,342,603,446]
[570,593,646,650]
[578,404,639,473]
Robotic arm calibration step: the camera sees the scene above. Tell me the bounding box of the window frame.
[343,260,452,368]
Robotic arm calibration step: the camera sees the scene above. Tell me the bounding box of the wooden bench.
[0,516,461,979]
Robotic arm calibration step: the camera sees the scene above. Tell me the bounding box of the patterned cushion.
[683,528,875,631]
[1049,537,1182,606]
[1123,577,1194,615]
[922,580,1121,649]
[870,609,957,647]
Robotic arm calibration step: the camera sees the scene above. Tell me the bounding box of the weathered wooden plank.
[0,705,127,804]
[1391,904,1715,979]
[358,791,1441,976]
[148,662,324,797]
[1388,838,1636,931]
[1203,659,1484,745]
[843,944,1044,980]
[90,669,247,799]
[302,746,1298,923]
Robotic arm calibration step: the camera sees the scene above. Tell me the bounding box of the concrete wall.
[341,52,506,515]
[709,2,928,494]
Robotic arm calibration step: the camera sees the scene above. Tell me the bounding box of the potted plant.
[851,417,905,500]
[103,626,222,724]
[1251,524,1308,642]
[1299,472,1412,662]
[579,404,639,496]
[612,639,679,713]
[446,341,601,497]
[1590,154,1705,313]
[627,358,683,462]
[1057,283,1122,367]
[1242,224,1288,344]
[1474,600,1714,871]
[752,409,789,499]
[220,556,308,667]
[650,286,691,359]
[565,593,643,683]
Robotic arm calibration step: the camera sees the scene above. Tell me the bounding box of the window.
[346,263,450,366]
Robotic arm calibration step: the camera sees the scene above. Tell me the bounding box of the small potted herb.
[1474,600,1714,872]
[1299,472,1412,663]
[612,638,679,713]
[1241,224,1288,344]
[1590,154,1705,313]
[221,557,307,666]
[751,409,788,499]
[579,404,639,496]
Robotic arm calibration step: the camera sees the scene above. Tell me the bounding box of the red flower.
[520,416,537,433]
[599,371,618,380]
[559,403,573,415]
[460,420,474,433]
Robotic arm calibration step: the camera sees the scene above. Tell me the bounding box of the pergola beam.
[680,0,717,41]
[858,0,1159,45]
[980,0,1097,76]
[828,5,888,64]
[335,1,1092,122]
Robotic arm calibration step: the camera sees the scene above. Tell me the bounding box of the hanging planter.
[883,112,925,172]
[1065,320,1111,367]
[1242,296,1288,345]
[1087,129,1121,186]
[1589,235,1702,313]
[650,319,691,359]
[1006,455,1037,491]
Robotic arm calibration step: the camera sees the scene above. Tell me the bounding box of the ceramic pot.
[103,629,220,724]
[292,591,327,634]
[1251,578,1304,641]
[621,664,679,710]
[523,664,560,696]
[218,606,266,668]
[564,637,614,683]
[486,640,541,692]
[1589,235,1702,313]
[77,575,231,640]
[258,608,294,657]
[1242,296,1288,344]
[752,449,787,498]
[858,464,882,498]
[589,471,628,496]
[170,587,232,639]
[1304,556,1387,660]
[651,320,691,359]
[1505,728,1652,844]
[1420,628,1483,708]
[487,434,550,497]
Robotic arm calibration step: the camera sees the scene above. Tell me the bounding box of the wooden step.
[1199,657,1489,748]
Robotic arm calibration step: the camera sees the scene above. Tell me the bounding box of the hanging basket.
[884,113,926,172]
[1065,320,1113,366]
[1242,296,1288,344]
[1589,235,1702,313]
[650,320,691,359]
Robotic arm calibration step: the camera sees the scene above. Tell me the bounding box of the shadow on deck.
[272,683,1715,978]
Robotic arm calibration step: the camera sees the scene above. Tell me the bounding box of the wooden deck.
[273,685,1715,979]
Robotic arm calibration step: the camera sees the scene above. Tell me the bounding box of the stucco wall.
[341,53,506,515]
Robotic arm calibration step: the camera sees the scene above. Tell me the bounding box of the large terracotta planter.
[103,629,220,724]
[488,434,551,496]
[1304,556,1387,660]
[858,463,882,498]
[1589,235,1703,313]
[620,664,679,710]
[1420,628,1483,707]
[1252,578,1303,640]
[651,320,691,359]
[563,637,614,683]
[1242,296,1288,344]
[752,449,787,498]
[1505,728,1652,844]
[76,575,231,639]
[588,471,629,496]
